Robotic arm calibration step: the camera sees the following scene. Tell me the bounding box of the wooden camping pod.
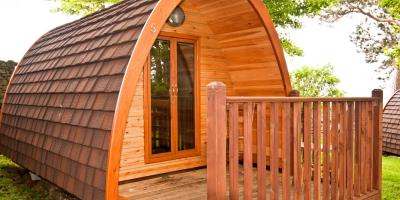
[0,0,291,199]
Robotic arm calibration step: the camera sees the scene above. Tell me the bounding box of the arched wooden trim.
[248,0,292,95]
[106,0,292,199]
[105,0,184,199]
[0,64,20,125]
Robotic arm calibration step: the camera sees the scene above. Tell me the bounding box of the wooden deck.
[119,167,380,200]
[119,167,283,200]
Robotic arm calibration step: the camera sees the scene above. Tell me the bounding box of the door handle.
[170,85,178,96]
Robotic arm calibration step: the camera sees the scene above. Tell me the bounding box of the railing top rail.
[226,96,379,103]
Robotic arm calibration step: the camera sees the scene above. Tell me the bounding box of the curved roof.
[383,90,400,155]
[0,0,291,199]
[0,0,157,199]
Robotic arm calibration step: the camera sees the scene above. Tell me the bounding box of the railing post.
[372,89,383,195]
[288,90,300,176]
[207,82,227,200]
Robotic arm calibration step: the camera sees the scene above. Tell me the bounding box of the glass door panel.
[150,39,171,154]
[146,36,198,162]
[177,42,195,151]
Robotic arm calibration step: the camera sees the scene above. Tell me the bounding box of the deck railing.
[206,82,383,200]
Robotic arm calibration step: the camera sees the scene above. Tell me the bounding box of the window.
[144,34,199,163]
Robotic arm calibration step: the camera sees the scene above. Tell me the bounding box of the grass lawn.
[0,155,53,200]
[0,154,400,199]
[382,156,400,200]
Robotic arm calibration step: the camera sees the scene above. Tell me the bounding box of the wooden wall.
[119,0,287,181]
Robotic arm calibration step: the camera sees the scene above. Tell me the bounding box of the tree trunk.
[395,69,400,92]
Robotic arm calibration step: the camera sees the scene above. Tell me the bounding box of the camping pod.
[0,0,292,199]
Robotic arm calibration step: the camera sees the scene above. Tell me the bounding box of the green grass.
[0,155,52,200]
[382,156,400,200]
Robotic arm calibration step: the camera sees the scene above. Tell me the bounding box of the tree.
[50,0,121,16]
[320,0,400,80]
[264,0,337,56]
[51,0,336,57]
[290,64,345,97]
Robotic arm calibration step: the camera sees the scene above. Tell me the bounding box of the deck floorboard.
[119,167,280,200]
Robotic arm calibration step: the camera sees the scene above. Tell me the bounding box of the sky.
[0,0,395,102]
[0,0,77,61]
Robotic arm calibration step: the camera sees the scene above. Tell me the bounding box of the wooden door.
[144,35,200,163]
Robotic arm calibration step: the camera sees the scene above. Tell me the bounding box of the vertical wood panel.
[331,102,338,200]
[313,102,321,200]
[339,102,346,199]
[229,103,239,200]
[354,102,361,196]
[282,102,291,200]
[293,102,302,200]
[367,101,373,192]
[361,102,367,194]
[243,103,254,200]
[303,102,312,200]
[323,102,331,200]
[257,103,267,200]
[346,102,354,199]
[270,103,279,200]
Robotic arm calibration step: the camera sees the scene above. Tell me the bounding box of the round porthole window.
[167,6,185,27]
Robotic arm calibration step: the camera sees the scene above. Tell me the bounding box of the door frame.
[144,32,201,164]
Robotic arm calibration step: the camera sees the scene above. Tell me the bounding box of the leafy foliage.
[264,0,336,29]
[50,0,121,16]
[290,64,345,97]
[320,0,400,80]
[263,0,337,56]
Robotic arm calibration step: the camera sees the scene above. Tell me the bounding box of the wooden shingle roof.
[383,90,400,155]
[0,0,158,199]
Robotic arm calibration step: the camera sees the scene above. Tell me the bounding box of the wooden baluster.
[372,90,383,195]
[354,102,361,197]
[361,102,367,194]
[270,103,279,200]
[289,90,300,176]
[293,101,302,200]
[206,82,227,200]
[282,102,291,200]
[339,102,346,200]
[367,101,374,192]
[229,103,239,200]
[331,102,338,200]
[303,102,312,200]
[323,102,331,200]
[313,101,321,200]
[257,103,267,200]
[346,102,354,199]
[243,102,254,200]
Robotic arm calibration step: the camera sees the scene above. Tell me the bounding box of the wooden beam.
[372,89,383,197]
[206,82,227,200]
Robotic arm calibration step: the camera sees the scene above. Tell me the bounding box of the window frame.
[144,32,201,164]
